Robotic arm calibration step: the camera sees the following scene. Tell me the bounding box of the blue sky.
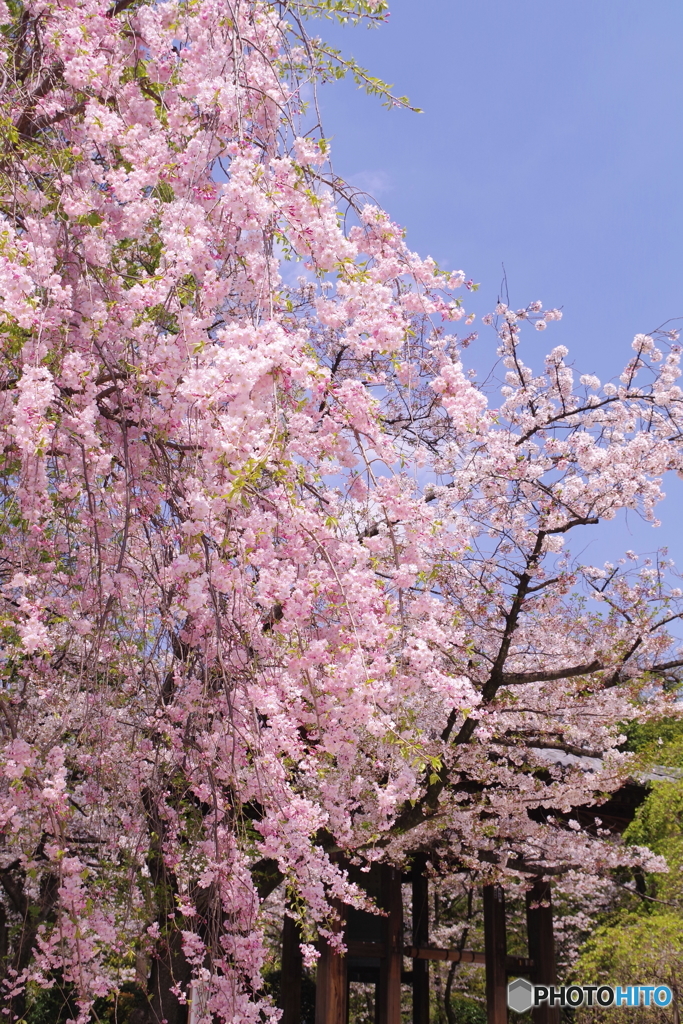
[317,0,683,567]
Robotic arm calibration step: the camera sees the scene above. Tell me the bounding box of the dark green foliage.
[25,981,149,1024]
[621,716,683,765]
[25,983,78,1024]
[448,994,487,1024]
[572,715,683,1019]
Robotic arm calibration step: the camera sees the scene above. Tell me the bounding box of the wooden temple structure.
[280,868,557,1024]
[279,780,650,1024]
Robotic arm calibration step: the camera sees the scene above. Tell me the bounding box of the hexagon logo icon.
[508,977,534,1013]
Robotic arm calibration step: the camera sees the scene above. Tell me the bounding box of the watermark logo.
[508,978,673,1012]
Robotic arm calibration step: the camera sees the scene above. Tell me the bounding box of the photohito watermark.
[508,978,673,1013]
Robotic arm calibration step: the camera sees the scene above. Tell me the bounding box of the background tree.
[571,722,683,1024]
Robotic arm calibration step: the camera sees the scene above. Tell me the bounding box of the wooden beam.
[379,865,403,1024]
[411,857,429,1024]
[281,913,302,1024]
[526,880,559,1024]
[484,885,508,1024]
[406,946,486,965]
[404,947,533,972]
[315,903,347,1024]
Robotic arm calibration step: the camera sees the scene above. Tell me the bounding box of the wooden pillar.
[526,880,559,1024]
[315,904,348,1024]
[483,884,507,1024]
[411,856,429,1024]
[281,913,303,1024]
[379,865,403,1024]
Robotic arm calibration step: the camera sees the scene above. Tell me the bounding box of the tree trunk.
[146,928,192,1024]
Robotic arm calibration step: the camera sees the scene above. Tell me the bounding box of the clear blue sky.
[318,0,683,566]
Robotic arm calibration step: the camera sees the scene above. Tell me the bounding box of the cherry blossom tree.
[0,0,682,1021]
